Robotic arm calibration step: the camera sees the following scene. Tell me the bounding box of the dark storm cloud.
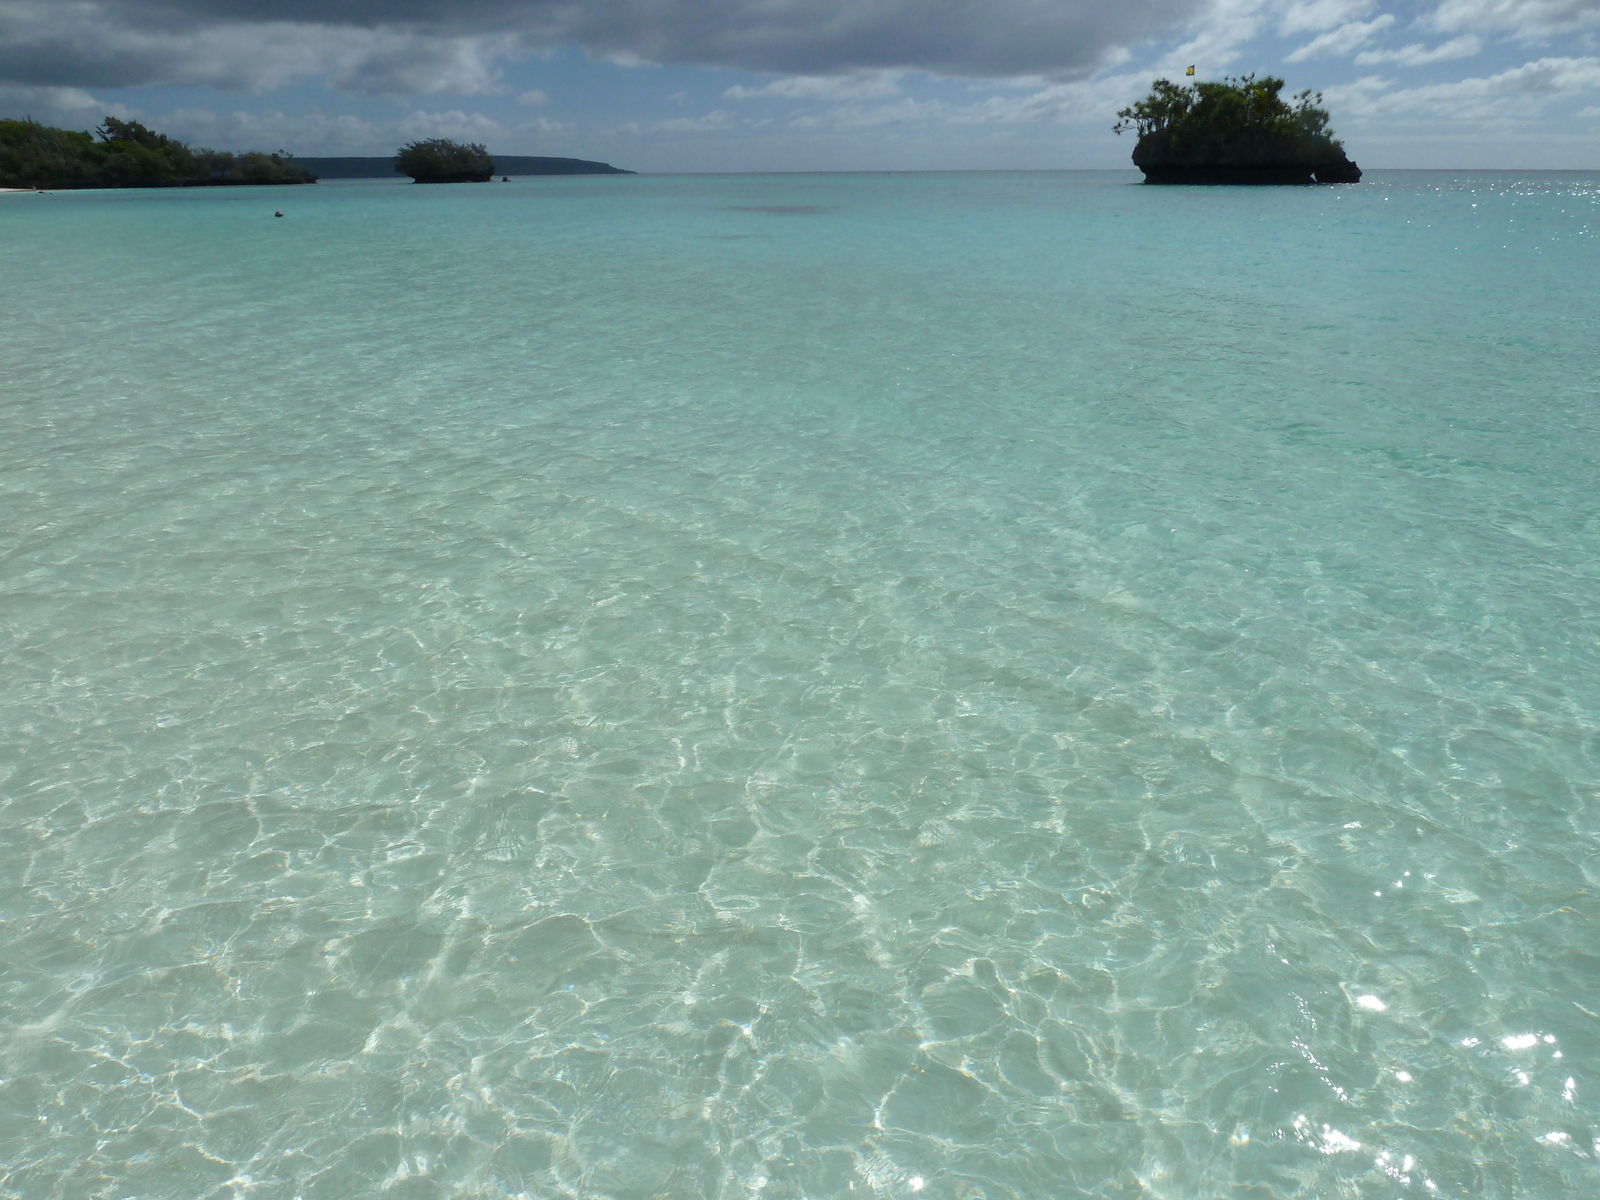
[552,0,1206,77]
[0,0,1212,92]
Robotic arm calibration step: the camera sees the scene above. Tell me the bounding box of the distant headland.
[302,147,634,181]
[0,117,314,189]
[1115,75,1360,185]
[0,120,633,191]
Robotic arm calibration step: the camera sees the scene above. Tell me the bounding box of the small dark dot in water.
[274,210,283,217]
[729,205,828,214]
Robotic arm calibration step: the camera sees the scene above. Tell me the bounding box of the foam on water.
[3,171,1600,1198]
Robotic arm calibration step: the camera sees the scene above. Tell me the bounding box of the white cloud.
[1163,0,1278,71]
[950,73,1147,124]
[517,88,549,105]
[398,108,504,139]
[1321,73,1395,108]
[1428,0,1600,39]
[1286,14,1395,60]
[1354,35,1482,64]
[1278,0,1377,34]
[414,108,523,143]
[1329,55,1600,120]
[0,83,130,125]
[824,97,943,126]
[131,105,385,152]
[724,72,903,100]
[330,32,518,95]
[651,108,733,132]
[777,96,945,128]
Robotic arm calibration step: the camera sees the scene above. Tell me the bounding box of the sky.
[0,0,1597,169]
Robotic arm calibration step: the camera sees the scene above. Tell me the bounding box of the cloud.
[649,109,733,132]
[0,82,126,122]
[1320,73,1394,107]
[156,105,383,149]
[633,99,939,134]
[822,97,943,127]
[0,0,1234,93]
[0,4,517,93]
[1285,14,1395,59]
[329,31,517,94]
[5,0,1597,171]
[1328,55,1600,119]
[724,72,903,100]
[951,73,1149,124]
[1277,0,1377,34]
[1354,35,1482,64]
[1427,0,1600,39]
[89,105,369,152]
[397,107,502,137]
[1159,0,1280,71]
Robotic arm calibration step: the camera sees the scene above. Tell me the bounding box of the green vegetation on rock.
[394,139,496,183]
[0,117,316,189]
[1114,75,1360,184]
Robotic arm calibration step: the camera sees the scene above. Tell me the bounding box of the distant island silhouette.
[1115,75,1360,185]
[298,153,633,179]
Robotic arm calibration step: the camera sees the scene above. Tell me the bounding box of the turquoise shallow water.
[3,170,1600,1199]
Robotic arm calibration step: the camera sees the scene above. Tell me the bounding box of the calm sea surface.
[3,171,1600,1199]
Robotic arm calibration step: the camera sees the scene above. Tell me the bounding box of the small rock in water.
[274,210,283,217]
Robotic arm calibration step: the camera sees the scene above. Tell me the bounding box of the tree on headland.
[0,116,315,189]
[1113,75,1360,184]
[394,139,496,183]
[94,117,199,186]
